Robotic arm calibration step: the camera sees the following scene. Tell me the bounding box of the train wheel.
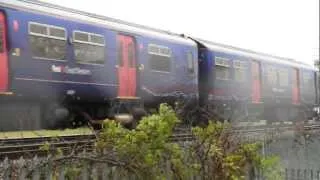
[130,107,147,128]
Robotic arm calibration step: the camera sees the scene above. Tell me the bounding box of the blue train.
[0,0,318,130]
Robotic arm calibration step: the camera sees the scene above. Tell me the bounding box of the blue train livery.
[0,0,318,131]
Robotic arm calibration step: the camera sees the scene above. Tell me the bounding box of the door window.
[118,41,124,66]
[128,42,135,68]
[0,23,3,53]
[251,61,261,103]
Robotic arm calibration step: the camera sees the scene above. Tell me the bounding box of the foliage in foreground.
[35,103,282,180]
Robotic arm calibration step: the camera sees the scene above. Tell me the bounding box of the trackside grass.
[0,127,93,139]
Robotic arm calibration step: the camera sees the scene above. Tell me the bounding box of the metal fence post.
[1,157,10,180]
[32,156,40,180]
[17,156,26,180]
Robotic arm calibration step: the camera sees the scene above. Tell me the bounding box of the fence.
[2,155,199,180]
[284,168,320,180]
[0,156,139,180]
[1,155,320,180]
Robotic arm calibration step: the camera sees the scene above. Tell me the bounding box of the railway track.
[0,135,96,159]
[0,131,194,159]
[1,123,320,159]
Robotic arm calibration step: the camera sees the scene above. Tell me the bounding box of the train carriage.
[0,0,198,130]
[197,39,318,125]
[0,0,318,131]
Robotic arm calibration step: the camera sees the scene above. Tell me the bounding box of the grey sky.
[45,0,319,65]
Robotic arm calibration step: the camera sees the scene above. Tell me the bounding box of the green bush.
[37,103,282,180]
[95,103,282,180]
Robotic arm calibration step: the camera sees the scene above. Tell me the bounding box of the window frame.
[214,57,230,80]
[28,22,67,41]
[148,44,172,73]
[73,30,105,47]
[28,22,67,61]
[233,60,247,82]
[266,66,289,87]
[215,57,230,67]
[148,43,171,57]
[72,30,106,65]
[233,60,247,69]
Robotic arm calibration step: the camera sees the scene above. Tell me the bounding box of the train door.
[251,60,261,103]
[0,12,8,92]
[117,34,137,98]
[292,68,300,104]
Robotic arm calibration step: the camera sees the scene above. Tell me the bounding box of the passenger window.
[49,28,65,38]
[29,23,47,35]
[267,66,288,87]
[28,22,67,60]
[233,60,247,82]
[91,34,105,44]
[148,44,171,72]
[73,31,105,65]
[215,57,230,80]
[74,31,89,42]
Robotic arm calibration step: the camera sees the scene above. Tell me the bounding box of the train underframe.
[0,94,318,131]
[208,99,318,126]
[0,94,146,131]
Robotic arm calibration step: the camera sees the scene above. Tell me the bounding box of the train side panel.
[137,36,198,105]
[5,9,119,102]
[260,62,292,105]
[199,45,318,124]
[209,51,251,102]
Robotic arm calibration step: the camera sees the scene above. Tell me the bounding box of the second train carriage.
[197,39,318,125]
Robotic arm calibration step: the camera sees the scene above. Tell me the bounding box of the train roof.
[0,0,196,46]
[196,38,316,70]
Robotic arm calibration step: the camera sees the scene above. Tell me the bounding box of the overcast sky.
[46,0,319,65]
